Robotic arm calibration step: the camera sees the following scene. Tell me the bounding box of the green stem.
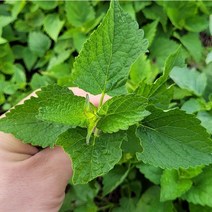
[86,92,105,145]
[98,92,105,109]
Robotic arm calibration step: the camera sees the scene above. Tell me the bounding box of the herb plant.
[0,1,212,211]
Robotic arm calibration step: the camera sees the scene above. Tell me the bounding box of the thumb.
[0,132,38,162]
[29,146,72,183]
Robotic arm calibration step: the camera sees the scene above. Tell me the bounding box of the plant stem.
[98,92,105,109]
[86,92,105,145]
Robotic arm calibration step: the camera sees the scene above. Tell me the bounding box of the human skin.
[0,88,110,212]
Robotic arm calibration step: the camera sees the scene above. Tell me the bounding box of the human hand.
[0,87,110,212]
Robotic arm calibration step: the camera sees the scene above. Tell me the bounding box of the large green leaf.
[136,107,212,169]
[97,94,148,133]
[57,128,125,184]
[37,86,95,128]
[72,1,148,96]
[0,85,70,147]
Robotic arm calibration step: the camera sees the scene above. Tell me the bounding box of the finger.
[71,87,111,106]
[0,87,110,160]
[0,132,38,162]
[28,146,72,182]
[0,90,40,158]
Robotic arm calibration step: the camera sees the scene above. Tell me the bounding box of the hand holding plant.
[0,88,108,211]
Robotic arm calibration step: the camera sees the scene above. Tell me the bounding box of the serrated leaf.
[178,166,203,179]
[103,165,129,196]
[29,73,54,90]
[25,9,44,27]
[170,67,207,96]
[44,14,64,41]
[0,85,70,147]
[183,166,212,207]
[28,31,51,57]
[143,20,158,47]
[136,46,184,109]
[140,45,184,96]
[143,4,167,31]
[136,163,163,185]
[185,16,208,32]
[162,1,197,30]
[37,86,95,128]
[149,37,179,68]
[57,128,125,184]
[179,32,203,62]
[181,98,205,114]
[197,111,212,135]
[163,45,185,79]
[22,47,37,70]
[65,1,95,27]
[136,107,212,169]
[97,94,148,133]
[72,1,148,96]
[11,65,26,89]
[138,83,174,110]
[160,169,192,201]
[129,54,157,86]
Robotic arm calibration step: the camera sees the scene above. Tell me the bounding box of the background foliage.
[0,0,212,211]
